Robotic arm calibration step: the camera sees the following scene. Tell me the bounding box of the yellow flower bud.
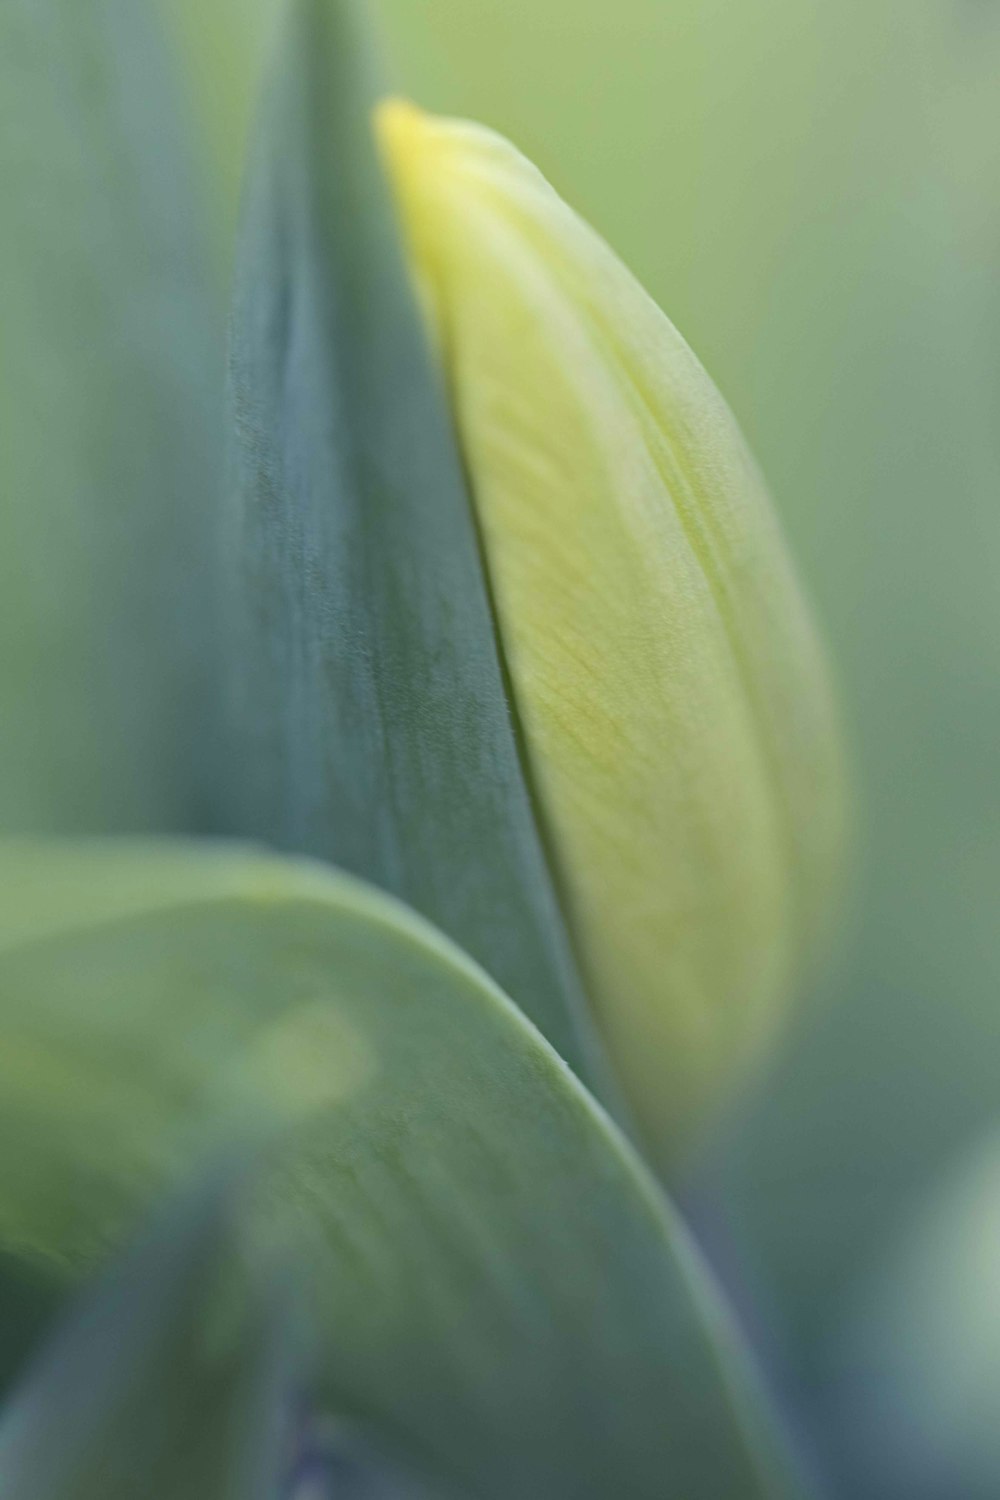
[377,100,847,1156]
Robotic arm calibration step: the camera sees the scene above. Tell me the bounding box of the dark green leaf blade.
[225,0,616,1102]
[0,0,223,834]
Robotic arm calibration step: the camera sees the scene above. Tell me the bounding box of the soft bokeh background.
[358,2,1000,1495]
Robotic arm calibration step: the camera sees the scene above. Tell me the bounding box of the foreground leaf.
[0,1172,297,1500]
[290,1422,457,1499]
[0,0,222,831]
[225,0,615,1103]
[0,840,804,1500]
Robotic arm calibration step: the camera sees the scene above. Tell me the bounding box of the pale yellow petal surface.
[378,101,847,1154]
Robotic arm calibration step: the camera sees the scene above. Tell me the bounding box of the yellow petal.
[377,100,847,1157]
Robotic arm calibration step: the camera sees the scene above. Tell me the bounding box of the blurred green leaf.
[292,1421,459,1499]
[0,1171,297,1500]
[156,0,276,247]
[223,0,617,1105]
[834,1127,1000,1500]
[0,839,803,1500]
[0,0,222,833]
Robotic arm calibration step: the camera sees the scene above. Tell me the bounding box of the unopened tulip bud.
[378,101,847,1154]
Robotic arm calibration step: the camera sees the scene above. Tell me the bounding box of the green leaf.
[294,1423,459,1499]
[0,1171,298,1500]
[224,0,617,1106]
[0,839,804,1500]
[0,0,222,832]
[155,0,276,249]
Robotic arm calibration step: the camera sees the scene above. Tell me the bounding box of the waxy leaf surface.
[0,0,222,832]
[0,840,804,1500]
[0,1175,297,1500]
[225,0,614,1101]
